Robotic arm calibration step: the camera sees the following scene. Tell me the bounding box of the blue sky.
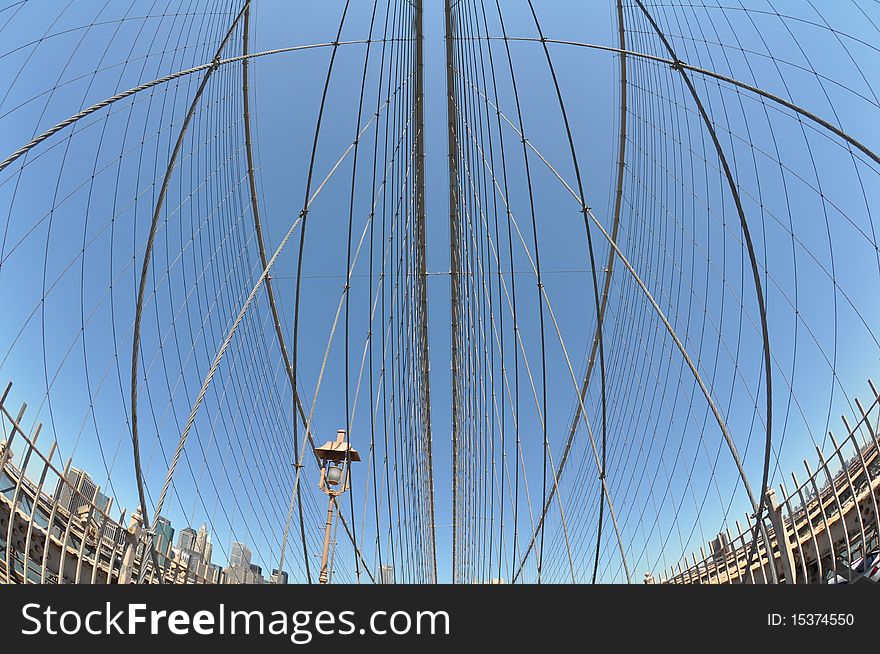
[0,0,878,583]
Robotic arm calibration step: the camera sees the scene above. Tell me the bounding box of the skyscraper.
[271,569,288,585]
[195,523,210,562]
[55,468,95,514]
[154,516,175,558]
[229,541,251,570]
[93,489,111,513]
[177,527,197,553]
[54,468,110,515]
[379,564,395,584]
[100,521,127,547]
[248,563,264,584]
[206,563,222,584]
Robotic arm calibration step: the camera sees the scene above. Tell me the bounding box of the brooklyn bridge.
[0,0,879,585]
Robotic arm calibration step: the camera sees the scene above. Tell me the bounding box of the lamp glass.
[327,465,344,485]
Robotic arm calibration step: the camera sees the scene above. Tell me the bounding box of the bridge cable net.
[0,0,878,586]
[445,0,880,584]
[0,0,435,584]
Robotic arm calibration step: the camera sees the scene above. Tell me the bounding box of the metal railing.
[660,380,880,584]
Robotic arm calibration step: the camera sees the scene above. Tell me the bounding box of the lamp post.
[314,429,360,584]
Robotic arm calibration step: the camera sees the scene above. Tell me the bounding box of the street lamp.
[314,429,360,584]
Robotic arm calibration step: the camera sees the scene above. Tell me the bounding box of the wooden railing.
[0,382,215,584]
